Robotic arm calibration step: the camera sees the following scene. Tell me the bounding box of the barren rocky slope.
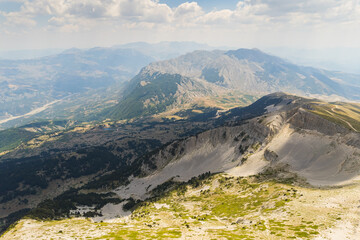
[1,93,360,239]
[114,94,360,203]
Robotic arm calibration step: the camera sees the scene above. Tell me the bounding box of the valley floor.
[2,174,360,240]
[0,100,61,126]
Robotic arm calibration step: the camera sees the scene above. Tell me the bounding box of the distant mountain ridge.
[144,48,360,100]
[114,41,216,61]
[106,48,360,121]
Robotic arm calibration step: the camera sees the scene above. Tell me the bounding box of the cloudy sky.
[0,0,359,51]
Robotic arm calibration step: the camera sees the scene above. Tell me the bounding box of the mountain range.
[139,48,360,98]
[2,46,360,130]
[0,42,223,129]
[0,45,360,239]
[1,92,360,238]
[106,48,360,121]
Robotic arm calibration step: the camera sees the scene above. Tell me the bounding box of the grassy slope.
[106,70,259,121]
[2,173,355,240]
[107,74,181,120]
[309,101,360,132]
[0,128,36,152]
[152,92,259,120]
[0,120,77,153]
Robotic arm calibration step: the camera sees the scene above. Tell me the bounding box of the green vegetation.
[255,167,308,186]
[27,192,122,220]
[0,136,162,205]
[107,73,182,120]
[97,227,182,240]
[0,208,30,236]
[0,146,124,202]
[209,92,258,109]
[104,174,321,239]
[0,128,36,152]
[4,172,347,239]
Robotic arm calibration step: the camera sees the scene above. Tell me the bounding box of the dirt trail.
[325,106,358,132]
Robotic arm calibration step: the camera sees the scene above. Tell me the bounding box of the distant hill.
[114,41,216,60]
[0,49,64,60]
[105,71,230,120]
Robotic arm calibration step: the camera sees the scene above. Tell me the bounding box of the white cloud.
[239,0,340,15]
[0,0,359,49]
[18,0,173,22]
[2,11,36,27]
[199,10,233,24]
[59,23,80,33]
[66,1,109,18]
[21,0,67,15]
[174,2,203,19]
[5,0,360,28]
[48,16,66,26]
[234,0,359,24]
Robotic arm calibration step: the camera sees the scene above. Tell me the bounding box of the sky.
[0,0,360,51]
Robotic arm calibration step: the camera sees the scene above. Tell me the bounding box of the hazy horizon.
[1,0,359,73]
[1,41,359,74]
